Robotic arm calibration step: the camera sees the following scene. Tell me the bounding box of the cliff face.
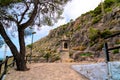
[27,0,120,62]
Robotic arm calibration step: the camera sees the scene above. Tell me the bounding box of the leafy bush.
[88,27,100,41]
[113,49,119,54]
[0,0,22,6]
[76,25,81,31]
[81,10,93,16]
[90,42,95,47]
[92,4,102,17]
[116,39,120,44]
[92,15,102,24]
[80,52,93,57]
[116,0,120,2]
[43,49,60,62]
[105,7,112,13]
[104,0,115,8]
[27,44,32,48]
[100,29,112,38]
[43,50,51,62]
[90,0,117,17]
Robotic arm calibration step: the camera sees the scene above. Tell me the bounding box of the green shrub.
[91,0,116,17]
[116,0,120,2]
[116,2,120,7]
[105,7,112,13]
[89,27,100,41]
[76,25,81,31]
[92,15,102,24]
[43,53,51,62]
[0,0,22,6]
[100,29,112,38]
[80,52,93,57]
[116,42,120,44]
[90,42,95,47]
[113,49,119,54]
[116,39,120,44]
[104,0,115,8]
[27,44,32,48]
[92,4,102,17]
[81,10,93,16]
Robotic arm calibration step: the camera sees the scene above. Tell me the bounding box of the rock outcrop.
[27,0,120,62]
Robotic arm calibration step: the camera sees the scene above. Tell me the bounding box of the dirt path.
[6,63,88,80]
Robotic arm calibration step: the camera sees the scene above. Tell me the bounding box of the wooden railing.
[0,56,15,80]
[26,56,46,63]
[104,32,120,62]
[103,32,120,79]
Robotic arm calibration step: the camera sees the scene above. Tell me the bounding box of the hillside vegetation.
[27,0,120,62]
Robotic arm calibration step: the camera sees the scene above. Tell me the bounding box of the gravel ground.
[5,63,89,80]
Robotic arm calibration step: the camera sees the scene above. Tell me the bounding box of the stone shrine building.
[59,35,70,62]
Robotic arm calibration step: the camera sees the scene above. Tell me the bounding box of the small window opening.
[64,43,68,49]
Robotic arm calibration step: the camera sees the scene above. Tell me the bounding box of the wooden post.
[104,43,110,62]
[4,56,8,74]
[12,58,15,67]
[104,43,112,80]
[103,32,120,80]
[0,61,2,74]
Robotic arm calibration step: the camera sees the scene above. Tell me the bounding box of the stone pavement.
[72,61,120,80]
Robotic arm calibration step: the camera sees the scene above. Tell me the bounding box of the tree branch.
[0,22,19,57]
[18,1,29,24]
[20,0,39,29]
[0,16,17,23]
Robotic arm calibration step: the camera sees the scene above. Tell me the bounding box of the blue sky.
[0,0,103,58]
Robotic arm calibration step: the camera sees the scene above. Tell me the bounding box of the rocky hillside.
[27,0,120,62]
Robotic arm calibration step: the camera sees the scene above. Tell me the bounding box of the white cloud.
[63,0,102,21]
[52,19,67,29]
[33,0,103,42]
[0,0,104,57]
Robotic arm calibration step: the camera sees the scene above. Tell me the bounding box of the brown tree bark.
[0,23,18,58]
[0,23,28,71]
[0,0,67,71]
[15,55,28,71]
[16,28,28,71]
[0,0,39,71]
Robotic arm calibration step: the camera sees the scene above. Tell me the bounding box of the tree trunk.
[0,23,18,57]
[16,28,28,71]
[0,22,28,71]
[15,54,28,71]
[0,0,39,71]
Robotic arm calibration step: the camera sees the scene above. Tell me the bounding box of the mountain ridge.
[27,0,120,62]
